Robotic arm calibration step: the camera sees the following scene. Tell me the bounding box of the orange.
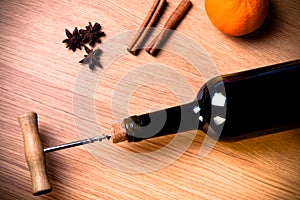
[205,0,270,36]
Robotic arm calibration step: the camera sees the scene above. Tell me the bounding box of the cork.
[110,123,127,143]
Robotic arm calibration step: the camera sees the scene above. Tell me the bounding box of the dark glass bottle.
[121,60,300,142]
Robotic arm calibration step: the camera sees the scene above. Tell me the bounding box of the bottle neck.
[123,100,209,142]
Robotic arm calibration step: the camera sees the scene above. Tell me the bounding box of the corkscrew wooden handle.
[17,112,52,195]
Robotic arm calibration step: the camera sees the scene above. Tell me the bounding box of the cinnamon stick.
[127,0,166,55]
[145,0,191,56]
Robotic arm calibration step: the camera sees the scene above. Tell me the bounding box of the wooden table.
[1,0,300,199]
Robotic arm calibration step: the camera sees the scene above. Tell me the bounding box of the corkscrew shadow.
[39,126,70,197]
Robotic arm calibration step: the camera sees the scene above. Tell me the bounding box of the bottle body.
[209,59,300,139]
[122,60,300,142]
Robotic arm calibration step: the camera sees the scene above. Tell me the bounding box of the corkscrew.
[17,112,131,195]
[18,59,300,195]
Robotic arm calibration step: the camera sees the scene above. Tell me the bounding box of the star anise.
[79,22,105,47]
[62,27,83,52]
[79,46,102,70]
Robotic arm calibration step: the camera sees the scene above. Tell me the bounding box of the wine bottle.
[111,60,300,143]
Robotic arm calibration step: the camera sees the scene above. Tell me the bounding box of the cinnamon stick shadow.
[145,0,192,56]
[127,0,168,55]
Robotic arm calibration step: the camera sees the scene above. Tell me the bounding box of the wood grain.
[0,0,300,199]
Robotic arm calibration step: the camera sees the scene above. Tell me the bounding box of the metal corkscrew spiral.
[43,135,111,153]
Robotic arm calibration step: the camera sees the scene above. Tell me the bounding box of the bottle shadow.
[217,122,300,143]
